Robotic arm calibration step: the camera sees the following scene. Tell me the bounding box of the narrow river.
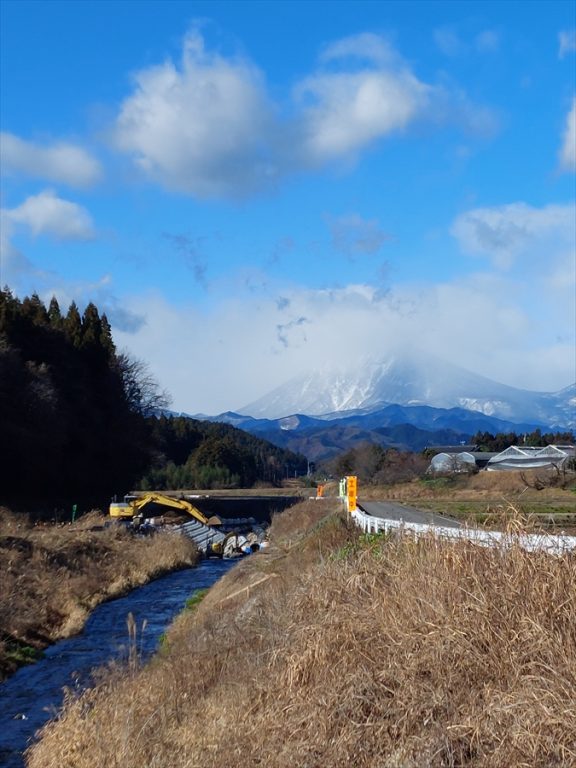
[0,558,236,767]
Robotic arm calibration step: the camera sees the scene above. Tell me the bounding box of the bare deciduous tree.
[115,353,171,417]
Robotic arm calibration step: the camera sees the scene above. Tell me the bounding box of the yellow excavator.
[110,492,218,524]
[109,492,234,557]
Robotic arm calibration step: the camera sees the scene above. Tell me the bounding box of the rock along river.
[0,557,236,768]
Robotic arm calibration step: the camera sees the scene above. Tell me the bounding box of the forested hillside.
[0,289,154,509]
[0,290,307,511]
[139,415,308,489]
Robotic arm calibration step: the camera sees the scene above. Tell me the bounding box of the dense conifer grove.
[0,289,307,512]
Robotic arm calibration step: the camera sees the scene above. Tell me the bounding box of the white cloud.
[434,26,500,57]
[113,28,432,193]
[320,33,398,66]
[295,66,430,162]
[402,275,574,390]
[5,190,96,240]
[558,30,576,59]
[112,285,403,413]
[113,243,575,415]
[559,98,576,172]
[434,26,500,56]
[100,199,573,414]
[111,28,495,199]
[113,29,276,198]
[0,190,97,301]
[0,132,102,187]
[444,201,575,388]
[294,33,449,163]
[451,202,575,269]
[0,201,102,302]
[432,86,500,138]
[0,211,40,282]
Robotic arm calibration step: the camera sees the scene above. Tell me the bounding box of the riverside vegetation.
[27,498,576,768]
[0,508,197,681]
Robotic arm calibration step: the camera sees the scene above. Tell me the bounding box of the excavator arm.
[128,493,211,525]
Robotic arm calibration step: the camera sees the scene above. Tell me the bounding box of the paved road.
[359,500,461,529]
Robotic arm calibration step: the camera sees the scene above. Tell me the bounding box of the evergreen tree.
[64,301,83,347]
[47,296,63,330]
[81,302,102,346]
[21,293,49,326]
[0,286,20,331]
[100,313,115,358]
[80,302,106,366]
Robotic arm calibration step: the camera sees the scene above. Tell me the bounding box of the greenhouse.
[429,451,478,474]
[487,445,575,471]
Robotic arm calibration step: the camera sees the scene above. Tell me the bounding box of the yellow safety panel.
[346,475,357,512]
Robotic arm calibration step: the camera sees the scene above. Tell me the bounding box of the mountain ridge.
[237,352,575,430]
[199,404,566,460]
[164,354,574,460]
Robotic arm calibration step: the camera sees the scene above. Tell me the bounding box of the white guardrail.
[351,507,576,557]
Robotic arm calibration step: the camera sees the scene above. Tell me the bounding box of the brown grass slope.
[27,500,576,768]
[0,508,198,680]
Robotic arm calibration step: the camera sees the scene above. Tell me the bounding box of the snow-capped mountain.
[238,352,575,430]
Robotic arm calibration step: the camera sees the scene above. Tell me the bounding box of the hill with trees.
[0,289,157,510]
[0,290,307,512]
[138,415,307,489]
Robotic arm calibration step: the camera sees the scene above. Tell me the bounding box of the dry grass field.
[0,508,198,680]
[27,498,576,768]
[358,468,575,500]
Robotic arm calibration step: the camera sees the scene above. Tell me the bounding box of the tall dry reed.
[27,502,576,768]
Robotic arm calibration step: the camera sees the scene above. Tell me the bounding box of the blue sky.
[1,0,575,414]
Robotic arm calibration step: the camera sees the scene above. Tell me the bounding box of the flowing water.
[0,558,236,767]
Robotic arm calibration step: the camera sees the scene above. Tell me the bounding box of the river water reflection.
[0,558,235,767]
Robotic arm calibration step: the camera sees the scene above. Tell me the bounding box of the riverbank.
[27,498,576,767]
[0,507,198,681]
